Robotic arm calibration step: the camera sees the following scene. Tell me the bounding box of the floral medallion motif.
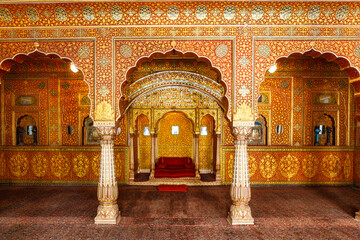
[26,7,39,22]
[51,153,70,178]
[258,44,271,57]
[308,5,321,20]
[248,155,257,178]
[115,153,123,179]
[302,154,318,179]
[31,153,48,178]
[92,155,100,176]
[73,153,89,178]
[343,154,351,179]
[196,5,207,20]
[0,8,12,22]
[111,6,123,20]
[321,154,341,179]
[83,6,95,21]
[54,7,67,21]
[78,45,90,58]
[336,6,349,20]
[9,154,29,178]
[139,6,151,20]
[120,44,132,58]
[252,6,264,20]
[259,154,277,180]
[224,5,236,20]
[167,6,179,20]
[280,5,292,20]
[215,44,228,58]
[279,154,299,180]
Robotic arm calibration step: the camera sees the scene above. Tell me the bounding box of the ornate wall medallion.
[111,6,122,20]
[73,153,89,178]
[83,6,95,21]
[279,154,299,180]
[120,44,132,58]
[196,5,207,20]
[26,7,39,22]
[308,5,321,20]
[139,6,151,20]
[280,5,292,20]
[167,6,179,20]
[336,6,349,20]
[302,154,318,179]
[54,7,67,21]
[215,44,228,58]
[31,153,48,178]
[224,5,236,20]
[51,154,70,178]
[0,8,12,22]
[321,154,341,179]
[9,154,29,178]
[344,154,351,179]
[92,155,100,177]
[259,154,277,180]
[258,44,271,57]
[78,45,90,58]
[252,6,264,20]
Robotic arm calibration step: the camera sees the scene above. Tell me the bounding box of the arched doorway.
[123,49,227,184]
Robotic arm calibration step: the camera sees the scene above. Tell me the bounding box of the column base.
[355,211,360,221]
[94,204,121,224]
[227,204,254,225]
[215,172,221,182]
[149,172,155,180]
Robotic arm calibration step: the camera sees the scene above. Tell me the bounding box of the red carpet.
[158,184,188,192]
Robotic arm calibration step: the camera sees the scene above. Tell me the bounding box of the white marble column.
[227,125,254,225]
[94,126,120,224]
[215,133,221,181]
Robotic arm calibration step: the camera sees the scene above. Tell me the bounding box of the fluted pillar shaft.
[194,133,200,178]
[227,126,254,225]
[94,126,120,224]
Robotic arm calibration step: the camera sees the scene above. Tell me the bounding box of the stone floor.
[1,185,360,239]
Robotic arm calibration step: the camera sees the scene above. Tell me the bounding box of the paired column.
[129,133,135,180]
[227,125,254,225]
[94,126,120,224]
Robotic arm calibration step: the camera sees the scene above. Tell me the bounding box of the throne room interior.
[1,0,360,239]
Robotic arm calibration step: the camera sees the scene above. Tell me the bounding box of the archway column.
[94,125,120,224]
[227,123,254,225]
[149,132,157,179]
[194,133,200,178]
[129,132,135,181]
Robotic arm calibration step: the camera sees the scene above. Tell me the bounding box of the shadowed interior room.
[1,0,360,239]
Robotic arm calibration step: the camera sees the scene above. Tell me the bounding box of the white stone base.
[227,215,254,225]
[94,204,121,225]
[95,212,120,224]
[355,211,360,221]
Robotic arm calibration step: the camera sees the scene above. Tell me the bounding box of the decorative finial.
[171,40,176,48]
[310,41,315,48]
[34,42,39,49]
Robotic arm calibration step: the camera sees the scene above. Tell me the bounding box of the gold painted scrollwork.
[248,155,257,178]
[0,153,5,176]
[227,153,234,179]
[115,153,123,179]
[343,154,351,179]
[259,154,277,180]
[92,154,100,176]
[51,153,70,178]
[279,154,299,180]
[302,154,318,179]
[31,153,48,178]
[9,153,29,178]
[321,154,341,179]
[73,153,90,178]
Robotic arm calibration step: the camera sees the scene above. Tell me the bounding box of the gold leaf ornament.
[31,153,48,178]
[95,101,114,121]
[279,154,299,180]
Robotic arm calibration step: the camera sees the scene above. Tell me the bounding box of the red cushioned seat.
[155,157,196,178]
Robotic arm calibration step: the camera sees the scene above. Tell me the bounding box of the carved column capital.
[95,126,120,137]
[232,126,253,140]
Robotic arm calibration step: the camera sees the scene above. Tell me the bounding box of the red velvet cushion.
[165,157,187,166]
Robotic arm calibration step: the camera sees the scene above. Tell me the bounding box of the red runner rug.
[158,184,188,192]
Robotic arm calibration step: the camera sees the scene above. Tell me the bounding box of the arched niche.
[16,115,37,146]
